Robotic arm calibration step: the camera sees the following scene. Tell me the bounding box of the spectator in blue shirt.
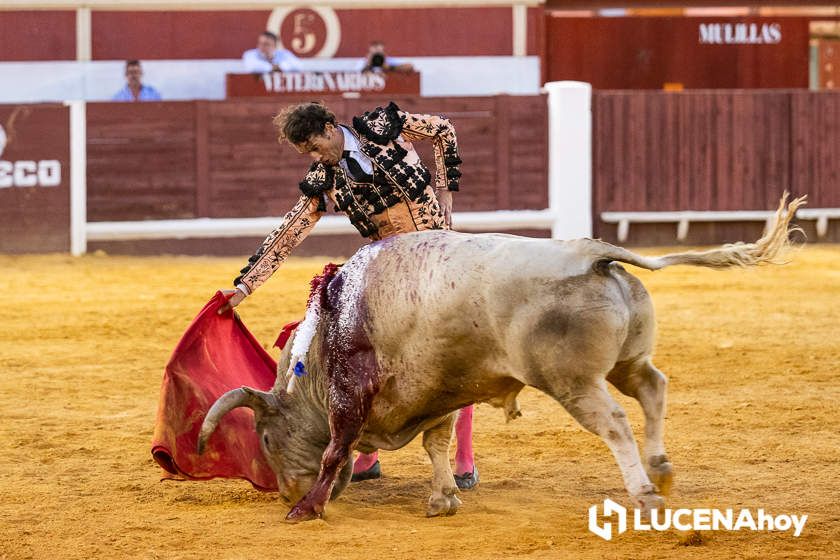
[112,60,162,102]
[242,31,303,73]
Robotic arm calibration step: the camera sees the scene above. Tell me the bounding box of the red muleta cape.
[152,265,338,491]
[151,291,280,491]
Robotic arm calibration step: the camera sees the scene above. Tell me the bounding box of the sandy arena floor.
[0,244,838,559]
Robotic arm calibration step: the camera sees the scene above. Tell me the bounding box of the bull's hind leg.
[553,379,663,512]
[607,358,674,495]
[285,349,379,522]
[423,414,461,517]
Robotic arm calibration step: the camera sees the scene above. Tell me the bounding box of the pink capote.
[151,291,280,491]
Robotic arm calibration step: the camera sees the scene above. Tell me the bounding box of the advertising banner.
[0,104,70,253]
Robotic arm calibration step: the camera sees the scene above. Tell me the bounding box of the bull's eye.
[263,434,270,448]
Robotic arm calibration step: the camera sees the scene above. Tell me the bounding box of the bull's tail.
[594,194,806,272]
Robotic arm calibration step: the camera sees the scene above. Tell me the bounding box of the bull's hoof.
[351,460,381,483]
[285,504,323,523]
[646,455,674,496]
[426,491,461,518]
[454,466,479,490]
[631,485,665,515]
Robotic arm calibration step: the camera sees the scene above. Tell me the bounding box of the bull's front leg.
[423,414,461,517]
[285,350,379,522]
[285,432,356,522]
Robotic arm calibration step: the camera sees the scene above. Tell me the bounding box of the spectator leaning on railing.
[243,31,303,73]
[111,60,162,102]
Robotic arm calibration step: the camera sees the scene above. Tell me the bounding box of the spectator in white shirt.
[242,31,303,73]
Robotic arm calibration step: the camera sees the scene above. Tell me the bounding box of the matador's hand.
[217,288,247,315]
[437,189,453,228]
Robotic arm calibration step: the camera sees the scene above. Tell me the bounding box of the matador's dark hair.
[273,102,336,144]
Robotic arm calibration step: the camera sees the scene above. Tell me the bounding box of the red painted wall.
[332,8,512,57]
[91,8,516,60]
[92,11,266,61]
[0,11,76,61]
[546,16,810,89]
[2,7,543,62]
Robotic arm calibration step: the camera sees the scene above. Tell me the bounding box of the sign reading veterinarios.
[225,71,420,97]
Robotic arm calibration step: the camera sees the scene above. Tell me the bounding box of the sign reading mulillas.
[699,23,782,45]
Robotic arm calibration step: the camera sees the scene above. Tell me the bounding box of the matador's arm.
[398,110,462,192]
[234,194,323,295]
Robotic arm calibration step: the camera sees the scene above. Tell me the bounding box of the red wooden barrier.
[85,90,840,251]
[84,95,549,255]
[86,95,549,223]
[592,90,840,244]
[87,102,198,221]
[0,104,71,253]
[791,91,840,209]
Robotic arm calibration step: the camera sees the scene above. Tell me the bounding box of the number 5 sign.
[268,7,341,58]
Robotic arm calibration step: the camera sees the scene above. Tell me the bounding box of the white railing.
[85,209,559,242]
[601,208,840,242]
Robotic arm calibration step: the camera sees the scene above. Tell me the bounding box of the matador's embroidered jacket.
[234,102,462,295]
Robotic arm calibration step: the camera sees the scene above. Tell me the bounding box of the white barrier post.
[544,81,592,239]
[68,100,87,256]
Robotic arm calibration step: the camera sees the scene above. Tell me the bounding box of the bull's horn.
[197,387,274,455]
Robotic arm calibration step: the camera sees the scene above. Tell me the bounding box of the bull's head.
[197,386,351,506]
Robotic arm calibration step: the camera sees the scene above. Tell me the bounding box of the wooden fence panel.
[87,102,197,221]
[594,90,792,215]
[791,91,840,207]
[508,95,549,210]
[592,90,840,243]
[205,98,310,219]
[86,96,550,225]
[82,90,840,250]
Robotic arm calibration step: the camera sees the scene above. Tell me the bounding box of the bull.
[198,195,804,522]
